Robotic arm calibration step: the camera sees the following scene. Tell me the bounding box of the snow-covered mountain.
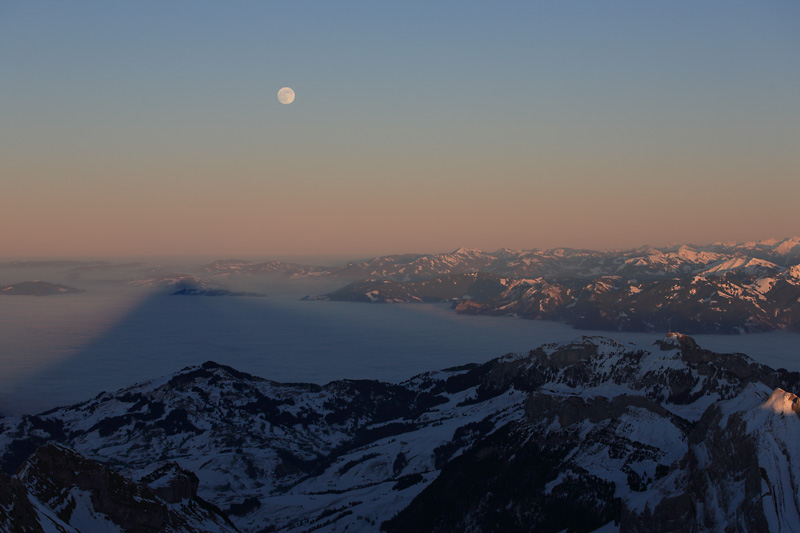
[201,237,800,282]
[321,265,800,334]
[14,239,795,336]
[710,237,800,261]
[192,238,800,335]
[2,335,800,531]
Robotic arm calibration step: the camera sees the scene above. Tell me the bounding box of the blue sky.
[1,1,798,258]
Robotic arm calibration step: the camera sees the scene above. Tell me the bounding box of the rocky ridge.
[2,334,800,531]
[1,443,236,532]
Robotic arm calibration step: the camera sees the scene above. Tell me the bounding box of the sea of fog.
[2,287,800,416]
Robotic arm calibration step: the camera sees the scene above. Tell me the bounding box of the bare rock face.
[0,470,45,533]
[11,444,237,532]
[18,443,169,531]
[141,462,200,504]
[622,388,800,532]
[452,298,486,314]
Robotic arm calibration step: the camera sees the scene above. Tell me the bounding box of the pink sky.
[2,2,798,259]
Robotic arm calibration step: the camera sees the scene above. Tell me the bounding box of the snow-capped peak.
[761,388,800,416]
[774,237,800,256]
[451,247,484,256]
[701,256,783,276]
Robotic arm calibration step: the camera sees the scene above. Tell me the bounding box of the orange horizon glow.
[2,2,798,260]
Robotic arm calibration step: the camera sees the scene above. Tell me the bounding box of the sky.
[1,1,798,260]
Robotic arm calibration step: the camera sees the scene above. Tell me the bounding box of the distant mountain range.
[7,237,798,287]
[316,267,800,334]
[202,237,800,282]
[5,237,799,333]
[297,237,800,335]
[2,334,800,531]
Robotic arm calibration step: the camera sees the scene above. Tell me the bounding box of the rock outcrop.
[5,443,237,532]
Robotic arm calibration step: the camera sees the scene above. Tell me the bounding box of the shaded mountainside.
[1,444,237,532]
[170,278,266,297]
[3,335,800,531]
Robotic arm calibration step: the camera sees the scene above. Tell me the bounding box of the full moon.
[277,87,295,104]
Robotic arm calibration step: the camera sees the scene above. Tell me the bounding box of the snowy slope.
[2,335,800,531]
